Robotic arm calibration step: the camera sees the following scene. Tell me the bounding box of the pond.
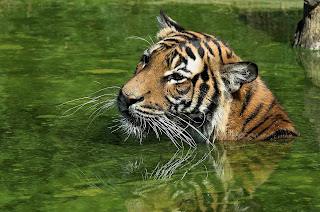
[0,0,319,211]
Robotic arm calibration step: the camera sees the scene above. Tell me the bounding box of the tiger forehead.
[147,31,203,54]
[150,42,203,68]
[148,30,236,67]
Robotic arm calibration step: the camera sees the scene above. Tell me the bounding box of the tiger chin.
[117,9,299,145]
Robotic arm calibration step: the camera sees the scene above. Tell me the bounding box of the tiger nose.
[121,89,144,107]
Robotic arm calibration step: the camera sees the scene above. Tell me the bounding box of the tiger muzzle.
[117,89,144,115]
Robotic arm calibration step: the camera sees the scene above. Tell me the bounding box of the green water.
[0,0,319,211]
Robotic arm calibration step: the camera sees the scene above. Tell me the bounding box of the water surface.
[0,0,319,211]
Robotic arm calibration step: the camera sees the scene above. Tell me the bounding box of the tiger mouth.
[119,108,166,138]
[121,106,206,127]
[121,107,165,121]
[118,107,206,147]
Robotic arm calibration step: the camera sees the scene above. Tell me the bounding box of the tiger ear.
[157,9,184,40]
[221,62,258,93]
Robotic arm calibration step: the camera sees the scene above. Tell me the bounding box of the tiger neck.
[217,77,296,141]
[218,79,263,141]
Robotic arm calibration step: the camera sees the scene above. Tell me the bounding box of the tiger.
[117,9,299,145]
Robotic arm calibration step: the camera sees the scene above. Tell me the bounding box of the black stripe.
[253,117,280,140]
[191,73,200,86]
[169,90,180,100]
[164,94,174,104]
[176,86,191,95]
[174,103,180,112]
[239,99,291,140]
[165,56,170,67]
[198,32,213,41]
[160,43,170,50]
[181,84,195,110]
[211,40,223,63]
[192,83,210,113]
[174,56,188,69]
[204,42,215,57]
[182,99,192,110]
[198,44,204,58]
[183,31,199,40]
[273,114,292,123]
[199,34,230,63]
[199,83,210,95]
[227,50,233,59]
[246,97,277,122]
[180,100,187,107]
[164,51,173,67]
[207,77,220,112]
[135,108,157,115]
[169,49,179,66]
[163,38,180,44]
[172,34,195,41]
[186,46,196,60]
[140,105,155,110]
[177,67,191,73]
[265,99,277,116]
[179,54,188,65]
[215,36,233,53]
[241,104,263,132]
[240,115,272,140]
[200,63,209,82]
[240,88,253,116]
[190,40,204,57]
[263,130,298,141]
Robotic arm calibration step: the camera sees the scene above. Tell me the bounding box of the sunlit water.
[0,1,319,211]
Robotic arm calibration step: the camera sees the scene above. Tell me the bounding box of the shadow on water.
[238,9,301,44]
[294,49,320,149]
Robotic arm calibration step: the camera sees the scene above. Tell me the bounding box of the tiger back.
[117,10,299,143]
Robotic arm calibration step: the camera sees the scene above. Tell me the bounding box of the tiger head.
[117,10,258,146]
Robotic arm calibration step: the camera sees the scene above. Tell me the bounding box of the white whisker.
[61,100,96,117]
[59,86,119,127]
[85,100,110,112]
[148,35,155,45]
[166,111,210,146]
[89,86,120,97]
[127,36,153,47]
[58,96,91,107]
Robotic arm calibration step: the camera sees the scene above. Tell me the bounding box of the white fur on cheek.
[186,56,201,75]
[168,78,187,84]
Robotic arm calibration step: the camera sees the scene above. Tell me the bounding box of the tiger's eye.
[172,73,185,81]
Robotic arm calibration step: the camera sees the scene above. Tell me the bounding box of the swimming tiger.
[117,9,299,144]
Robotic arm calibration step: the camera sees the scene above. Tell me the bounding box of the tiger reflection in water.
[124,141,292,212]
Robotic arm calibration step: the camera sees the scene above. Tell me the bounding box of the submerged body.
[117,10,298,144]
